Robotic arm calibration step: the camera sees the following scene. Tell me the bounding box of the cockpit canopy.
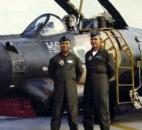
[22,13,67,37]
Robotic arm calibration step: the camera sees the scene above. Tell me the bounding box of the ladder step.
[118,102,132,105]
[108,46,114,51]
[121,44,127,48]
[118,84,133,86]
[118,66,133,69]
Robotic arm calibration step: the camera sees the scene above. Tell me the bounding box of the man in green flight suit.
[83,32,115,130]
[48,35,83,130]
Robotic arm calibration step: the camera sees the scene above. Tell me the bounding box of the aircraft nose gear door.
[98,28,136,106]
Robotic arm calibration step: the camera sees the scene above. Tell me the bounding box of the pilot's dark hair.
[90,31,100,37]
[59,35,71,43]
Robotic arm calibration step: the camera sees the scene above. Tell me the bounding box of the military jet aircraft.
[0,0,141,119]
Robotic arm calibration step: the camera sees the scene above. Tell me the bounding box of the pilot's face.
[90,35,101,50]
[60,41,70,53]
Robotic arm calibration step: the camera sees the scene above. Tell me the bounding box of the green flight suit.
[48,52,83,130]
[83,48,115,130]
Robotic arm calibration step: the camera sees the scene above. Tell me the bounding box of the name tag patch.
[67,60,73,64]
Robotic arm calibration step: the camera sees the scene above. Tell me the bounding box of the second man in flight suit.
[83,32,115,130]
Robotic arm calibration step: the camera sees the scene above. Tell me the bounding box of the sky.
[0,0,142,35]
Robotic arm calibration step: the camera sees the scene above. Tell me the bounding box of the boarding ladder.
[96,28,135,105]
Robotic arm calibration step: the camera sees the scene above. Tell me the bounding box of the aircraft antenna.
[79,0,83,12]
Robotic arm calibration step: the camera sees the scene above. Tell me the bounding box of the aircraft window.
[23,16,47,35]
[80,19,98,31]
[40,15,66,36]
